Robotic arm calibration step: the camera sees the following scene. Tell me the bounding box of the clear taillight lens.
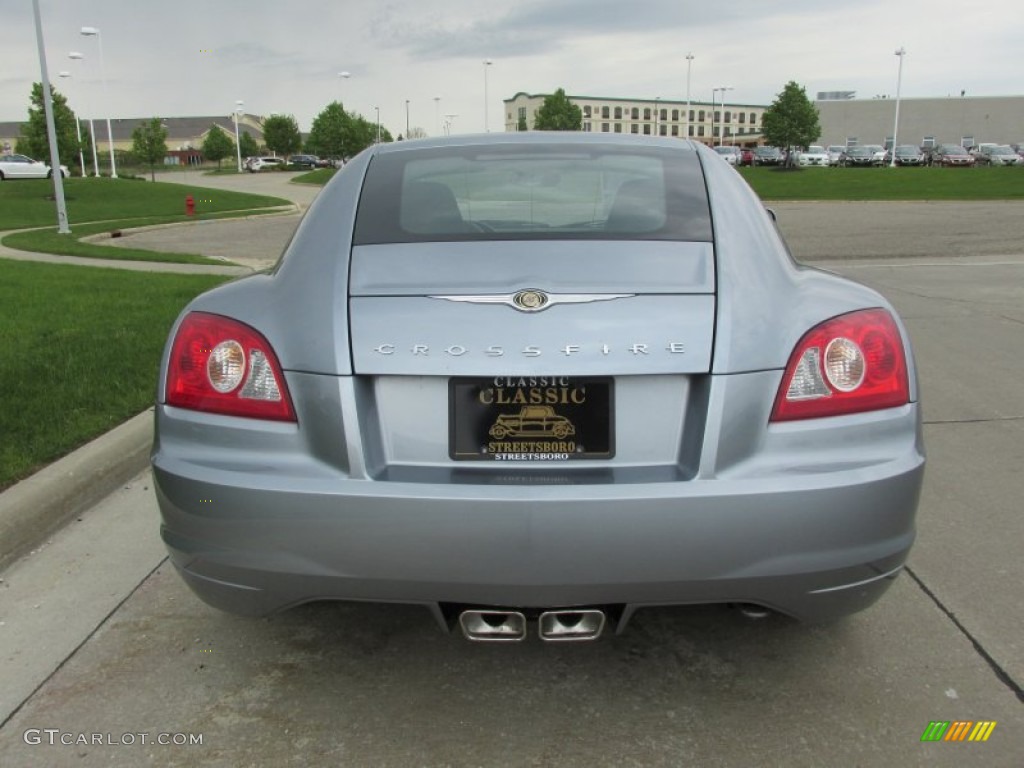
[165,312,296,422]
[771,308,909,422]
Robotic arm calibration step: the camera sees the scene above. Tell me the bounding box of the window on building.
[738,112,746,124]
[643,125,651,135]
[601,106,610,119]
[614,123,622,133]
[713,127,720,137]
[644,108,652,120]
[583,122,591,132]
[884,137,894,150]
[583,105,591,118]
[961,136,974,148]
[614,106,622,119]
[631,124,639,134]
[689,109,695,122]
[660,124,667,136]
[688,125,694,137]
[671,125,679,137]
[631,107,639,120]
[660,108,667,121]
[922,136,935,148]
[698,110,705,122]
[601,122,610,132]
[714,111,720,124]
[724,111,731,123]
[724,127,731,138]
[672,109,679,121]
[847,137,858,147]
[698,126,705,137]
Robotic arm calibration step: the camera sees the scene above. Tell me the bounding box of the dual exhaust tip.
[459,609,606,642]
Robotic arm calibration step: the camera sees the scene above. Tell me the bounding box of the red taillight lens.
[165,312,296,422]
[770,308,909,422]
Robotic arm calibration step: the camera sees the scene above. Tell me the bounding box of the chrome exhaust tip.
[732,603,773,620]
[538,610,606,642]
[458,610,527,642]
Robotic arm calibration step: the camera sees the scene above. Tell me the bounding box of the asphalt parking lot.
[1,174,1021,767]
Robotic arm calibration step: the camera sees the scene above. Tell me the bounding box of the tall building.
[504,92,768,144]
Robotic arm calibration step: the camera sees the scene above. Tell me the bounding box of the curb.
[0,410,153,572]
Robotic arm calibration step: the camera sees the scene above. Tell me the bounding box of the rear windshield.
[353,143,712,244]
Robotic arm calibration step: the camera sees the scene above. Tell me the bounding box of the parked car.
[288,154,320,170]
[712,145,741,166]
[751,146,784,165]
[0,153,69,180]
[796,145,830,167]
[887,145,925,166]
[838,146,878,167]
[863,145,887,165]
[930,145,975,167]
[826,145,846,165]
[974,145,1022,166]
[246,156,284,172]
[739,147,755,166]
[152,134,924,640]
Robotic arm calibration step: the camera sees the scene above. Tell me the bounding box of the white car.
[826,145,846,165]
[712,145,741,166]
[0,153,70,180]
[797,145,831,167]
[864,145,887,165]
[975,145,1022,166]
[246,156,284,173]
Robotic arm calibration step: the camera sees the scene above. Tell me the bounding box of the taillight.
[770,308,909,422]
[165,312,296,422]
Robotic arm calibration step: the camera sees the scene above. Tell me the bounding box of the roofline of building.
[504,91,764,108]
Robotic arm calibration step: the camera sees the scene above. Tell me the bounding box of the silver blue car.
[152,134,924,641]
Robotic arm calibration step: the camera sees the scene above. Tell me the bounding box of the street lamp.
[483,59,493,132]
[444,114,458,136]
[337,71,350,106]
[374,106,380,143]
[68,52,100,176]
[890,48,906,167]
[405,99,410,138]
[58,71,87,176]
[434,96,441,137]
[232,99,244,172]
[684,53,695,140]
[712,86,733,145]
[80,26,116,177]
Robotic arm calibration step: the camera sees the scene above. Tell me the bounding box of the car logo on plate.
[430,291,634,313]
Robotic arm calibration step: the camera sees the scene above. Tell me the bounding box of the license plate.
[449,377,614,461]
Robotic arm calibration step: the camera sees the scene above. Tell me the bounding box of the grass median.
[0,260,229,490]
[0,177,292,264]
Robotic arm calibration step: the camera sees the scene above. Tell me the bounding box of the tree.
[406,127,428,139]
[760,81,821,168]
[201,125,235,169]
[517,115,528,132]
[306,101,350,160]
[18,82,83,171]
[263,114,302,157]
[533,88,582,131]
[131,117,168,181]
[239,130,259,159]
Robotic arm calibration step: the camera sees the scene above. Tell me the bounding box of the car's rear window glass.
[353,143,712,243]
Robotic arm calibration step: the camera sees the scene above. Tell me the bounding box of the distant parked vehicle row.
[972,145,1022,166]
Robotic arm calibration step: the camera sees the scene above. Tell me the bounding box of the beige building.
[816,95,1024,149]
[504,92,768,144]
[0,114,266,162]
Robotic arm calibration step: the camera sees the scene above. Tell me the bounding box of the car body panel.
[0,153,69,179]
[152,134,924,630]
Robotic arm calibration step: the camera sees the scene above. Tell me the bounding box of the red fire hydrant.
[185,195,195,216]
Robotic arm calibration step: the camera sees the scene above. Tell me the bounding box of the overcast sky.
[3,0,1022,137]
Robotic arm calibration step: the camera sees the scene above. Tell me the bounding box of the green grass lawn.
[0,260,229,490]
[740,166,1024,200]
[0,177,290,231]
[292,168,337,185]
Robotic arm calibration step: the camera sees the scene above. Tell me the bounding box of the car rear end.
[152,135,924,637]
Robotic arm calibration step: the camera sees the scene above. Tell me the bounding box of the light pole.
[405,99,410,138]
[374,106,380,143]
[58,71,87,176]
[684,53,694,140]
[337,71,350,106]
[890,48,906,167]
[654,96,661,136]
[434,96,441,137]
[80,26,116,177]
[712,86,733,145]
[483,59,493,132]
[233,99,244,172]
[31,0,69,233]
[68,52,100,176]
[444,114,458,136]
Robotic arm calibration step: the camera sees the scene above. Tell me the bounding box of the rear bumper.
[154,436,923,625]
